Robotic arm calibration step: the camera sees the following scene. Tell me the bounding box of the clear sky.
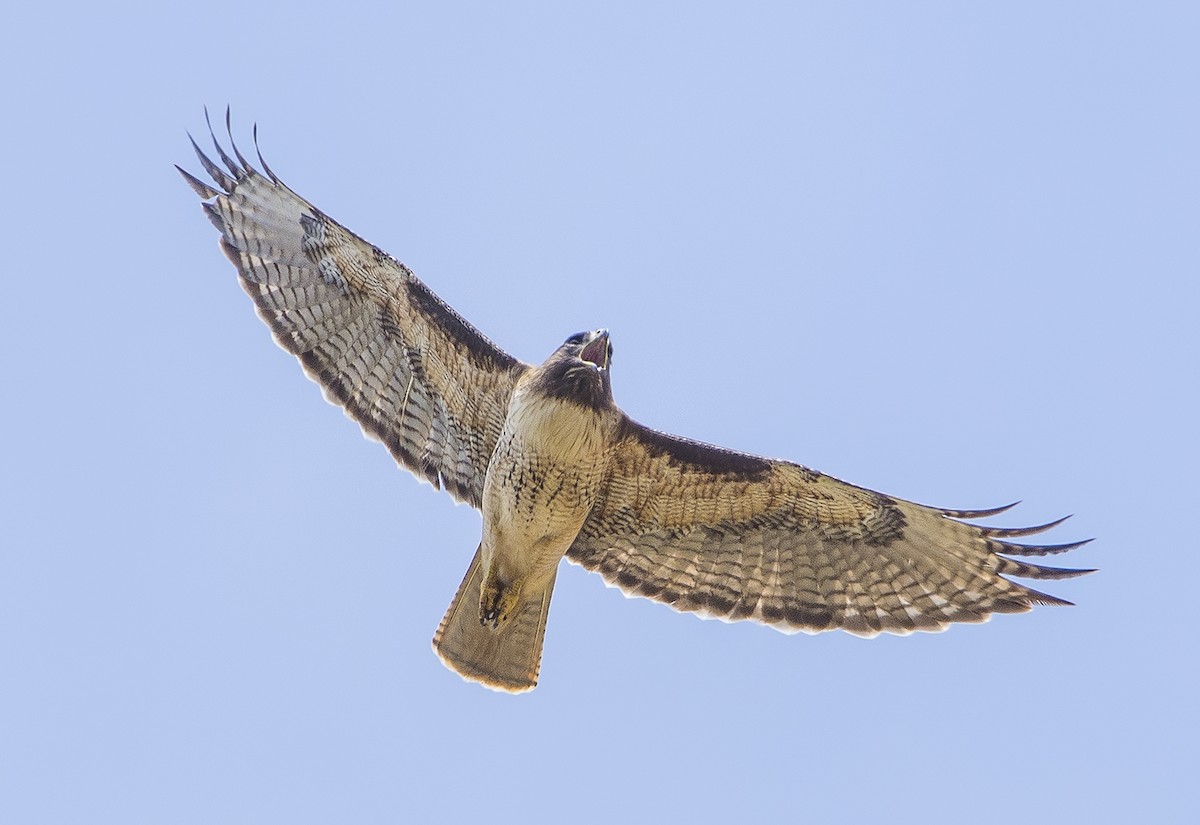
[2,2,1196,822]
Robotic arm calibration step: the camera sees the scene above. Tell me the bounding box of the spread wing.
[567,418,1093,636]
[179,112,527,507]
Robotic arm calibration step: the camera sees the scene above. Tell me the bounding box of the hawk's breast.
[482,384,617,574]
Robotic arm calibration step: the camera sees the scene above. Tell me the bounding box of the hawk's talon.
[480,576,521,630]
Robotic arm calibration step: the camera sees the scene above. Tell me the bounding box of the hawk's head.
[530,329,614,410]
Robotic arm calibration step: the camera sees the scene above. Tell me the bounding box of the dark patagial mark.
[403,279,521,373]
[626,420,773,480]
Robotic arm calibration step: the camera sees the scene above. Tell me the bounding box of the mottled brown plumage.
[182,111,1093,692]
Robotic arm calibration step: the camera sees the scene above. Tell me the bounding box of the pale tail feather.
[432,546,557,693]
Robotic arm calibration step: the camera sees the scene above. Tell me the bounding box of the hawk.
[180,112,1093,693]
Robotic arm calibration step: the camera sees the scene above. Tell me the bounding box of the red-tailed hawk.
[180,111,1093,693]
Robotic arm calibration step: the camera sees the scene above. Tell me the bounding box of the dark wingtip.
[994,537,1095,557]
[253,122,281,183]
[176,164,219,199]
[205,105,244,181]
[996,556,1097,580]
[1031,591,1076,607]
[188,130,235,192]
[1003,581,1079,608]
[945,501,1021,520]
[225,106,258,175]
[981,514,1073,538]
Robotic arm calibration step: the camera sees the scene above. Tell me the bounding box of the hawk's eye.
[564,332,588,346]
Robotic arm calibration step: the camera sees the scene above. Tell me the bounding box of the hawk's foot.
[479,576,522,630]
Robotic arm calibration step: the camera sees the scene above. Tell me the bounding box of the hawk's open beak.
[580,330,609,370]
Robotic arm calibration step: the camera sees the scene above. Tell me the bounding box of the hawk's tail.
[432,546,557,693]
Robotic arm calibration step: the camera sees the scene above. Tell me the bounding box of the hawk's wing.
[180,114,527,507]
[567,418,1092,636]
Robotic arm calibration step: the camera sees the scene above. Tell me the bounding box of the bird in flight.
[180,111,1093,693]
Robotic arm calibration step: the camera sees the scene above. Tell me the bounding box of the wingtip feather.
[253,122,281,183]
[944,501,1021,519]
[996,556,1097,580]
[205,106,244,181]
[225,106,258,175]
[176,164,219,199]
[994,537,1095,557]
[981,514,1072,538]
[188,131,234,192]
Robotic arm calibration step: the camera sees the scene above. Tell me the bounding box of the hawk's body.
[438,368,620,688]
[181,114,1092,692]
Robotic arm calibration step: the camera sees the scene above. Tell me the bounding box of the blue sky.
[3,2,1196,822]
